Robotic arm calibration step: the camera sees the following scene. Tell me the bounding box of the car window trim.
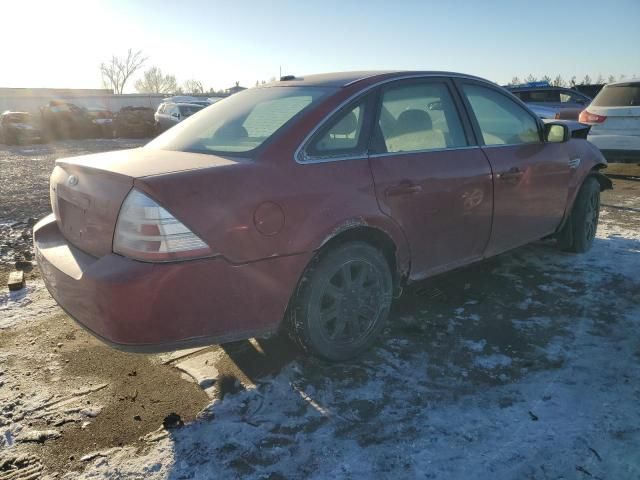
[452,78,544,147]
[369,145,481,159]
[302,93,376,161]
[294,72,500,164]
[368,77,477,156]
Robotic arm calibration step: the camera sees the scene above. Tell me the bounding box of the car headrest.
[395,109,432,135]
[331,111,358,136]
[214,123,248,139]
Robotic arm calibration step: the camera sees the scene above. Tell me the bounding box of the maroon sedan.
[34,71,611,360]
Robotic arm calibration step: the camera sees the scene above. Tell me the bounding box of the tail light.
[579,110,607,124]
[113,189,213,262]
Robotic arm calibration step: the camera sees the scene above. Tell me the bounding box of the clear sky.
[3,0,639,92]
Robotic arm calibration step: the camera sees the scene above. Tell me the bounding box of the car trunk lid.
[587,105,640,135]
[51,147,239,257]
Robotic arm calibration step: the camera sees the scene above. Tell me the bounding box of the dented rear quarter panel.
[136,82,411,269]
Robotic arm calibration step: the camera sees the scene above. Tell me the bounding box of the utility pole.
[279,65,282,80]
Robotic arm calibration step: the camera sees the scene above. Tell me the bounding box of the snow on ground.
[63,212,640,480]
[0,280,58,329]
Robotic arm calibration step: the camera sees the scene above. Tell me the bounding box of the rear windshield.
[147,86,335,155]
[592,83,640,107]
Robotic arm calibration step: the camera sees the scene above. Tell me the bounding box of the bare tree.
[595,74,604,84]
[619,74,626,81]
[510,76,521,85]
[552,75,565,87]
[100,49,147,94]
[541,75,552,84]
[607,75,617,84]
[582,74,592,85]
[183,79,204,94]
[524,74,537,83]
[135,67,178,94]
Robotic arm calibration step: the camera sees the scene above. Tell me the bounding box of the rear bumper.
[588,133,640,162]
[34,214,310,352]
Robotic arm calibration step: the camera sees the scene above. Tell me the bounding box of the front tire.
[557,177,600,253]
[286,242,393,361]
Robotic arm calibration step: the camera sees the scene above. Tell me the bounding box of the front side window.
[462,84,540,146]
[374,81,468,154]
[147,86,335,155]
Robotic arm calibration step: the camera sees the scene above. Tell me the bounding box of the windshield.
[592,83,640,107]
[147,86,335,154]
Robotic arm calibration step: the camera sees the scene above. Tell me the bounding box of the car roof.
[506,85,577,92]
[604,78,640,87]
[1,111,31,116]
[263,70,493,88]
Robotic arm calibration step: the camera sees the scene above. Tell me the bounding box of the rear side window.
[528,90,560,102]
[560,92,588,104]
[462,84,540,145]
[307,103,366,156]
[592,83,640,107]
[373,81,468,154]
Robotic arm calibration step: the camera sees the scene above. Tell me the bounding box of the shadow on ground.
[153,234,640,479]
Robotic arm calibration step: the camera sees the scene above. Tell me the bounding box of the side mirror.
[544,123,569,143]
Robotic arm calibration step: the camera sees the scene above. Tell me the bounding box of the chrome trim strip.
[295,72,494,165]
[368,145,481,158]
[297,153,369,164]
[480,142,543,149]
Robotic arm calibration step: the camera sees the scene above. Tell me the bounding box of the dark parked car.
[506,83,591,120]
[154,102,205,132]
[113,106,156,138]
[40,100,94,139]
[34,71,611,360]
[86,107,114,138]
[0,111,42,144]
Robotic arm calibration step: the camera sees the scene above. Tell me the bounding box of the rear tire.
[557,177,600,253]
[286,242,393,361]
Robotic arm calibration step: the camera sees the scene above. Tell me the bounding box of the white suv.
[580,80,640,163]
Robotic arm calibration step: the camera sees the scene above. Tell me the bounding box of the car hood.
[56,147,241,179]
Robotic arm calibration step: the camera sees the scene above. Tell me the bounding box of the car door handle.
[497,167,523,182]
[385,182,422,197]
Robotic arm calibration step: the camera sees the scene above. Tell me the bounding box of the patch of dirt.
[0,311,209,476]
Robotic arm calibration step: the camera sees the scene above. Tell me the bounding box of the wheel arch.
[556,167,609,234]
[317,223,409,294]
[588,166,613,192]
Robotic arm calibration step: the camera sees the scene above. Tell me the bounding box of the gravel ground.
[0,139,146,278]
[0,141,639,479]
